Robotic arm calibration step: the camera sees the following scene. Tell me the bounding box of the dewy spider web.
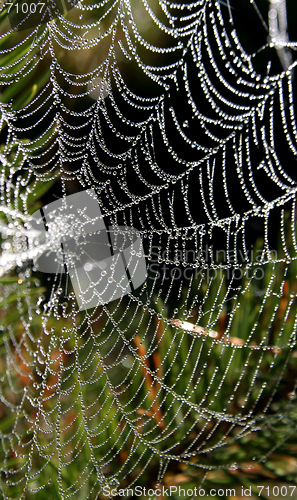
[0,0,297,498]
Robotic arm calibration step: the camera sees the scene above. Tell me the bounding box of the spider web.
[0,0,297,498]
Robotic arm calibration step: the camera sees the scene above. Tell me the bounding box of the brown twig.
[171,319,297,356]
[133,334,164,428]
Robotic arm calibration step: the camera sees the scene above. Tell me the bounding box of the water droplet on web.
[84,262,93,271]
